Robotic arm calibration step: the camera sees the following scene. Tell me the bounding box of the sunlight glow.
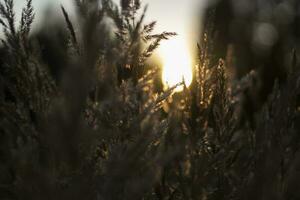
[160,38,193,92]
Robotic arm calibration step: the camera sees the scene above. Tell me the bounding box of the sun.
[160,38,193,92]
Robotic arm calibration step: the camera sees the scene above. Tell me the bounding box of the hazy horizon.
[11,0,205,48]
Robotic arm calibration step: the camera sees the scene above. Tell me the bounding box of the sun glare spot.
[160,38,193,92]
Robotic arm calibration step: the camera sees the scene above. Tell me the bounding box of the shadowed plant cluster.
[0,0,300,200]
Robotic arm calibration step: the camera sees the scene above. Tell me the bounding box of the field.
[1,0,300,199]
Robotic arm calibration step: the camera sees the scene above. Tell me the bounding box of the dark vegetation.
[0,0,300,199]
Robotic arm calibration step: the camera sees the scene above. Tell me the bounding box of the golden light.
[160,38,193,92]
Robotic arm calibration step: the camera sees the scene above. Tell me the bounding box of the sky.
[13,0,205,46]
[11,0,207,88]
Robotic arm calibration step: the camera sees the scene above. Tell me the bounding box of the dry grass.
[0,0,299,200]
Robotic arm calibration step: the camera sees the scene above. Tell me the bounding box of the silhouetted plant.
[0,0,300,200]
